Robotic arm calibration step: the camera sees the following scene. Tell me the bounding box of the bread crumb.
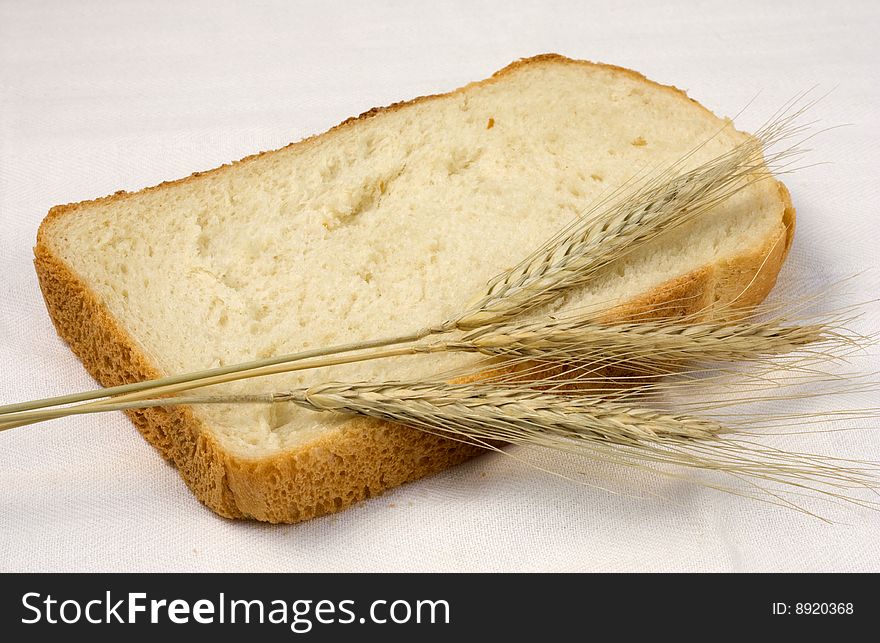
[590,173,603,182]
[388,502,396,508]
[487,117,495,129]
[631,136,647,146]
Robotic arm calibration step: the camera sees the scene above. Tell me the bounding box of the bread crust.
[33,55,796,523]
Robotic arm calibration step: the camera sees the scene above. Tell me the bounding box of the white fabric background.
[1,0,878,572]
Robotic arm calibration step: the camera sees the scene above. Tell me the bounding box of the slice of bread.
[34,54,795,523]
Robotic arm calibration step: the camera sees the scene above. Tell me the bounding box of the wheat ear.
[294,382,880,515]
[6,379,875,515]
[452,315,842,366]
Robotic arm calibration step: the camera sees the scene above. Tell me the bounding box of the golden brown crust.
[33,54,796,523]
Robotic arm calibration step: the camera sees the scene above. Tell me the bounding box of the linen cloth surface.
[1,0,878,572]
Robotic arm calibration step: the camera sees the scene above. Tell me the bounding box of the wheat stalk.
[0,310,849,430]
[0,112,801,420]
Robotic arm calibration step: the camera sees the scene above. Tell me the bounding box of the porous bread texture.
[35,54,795,522]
